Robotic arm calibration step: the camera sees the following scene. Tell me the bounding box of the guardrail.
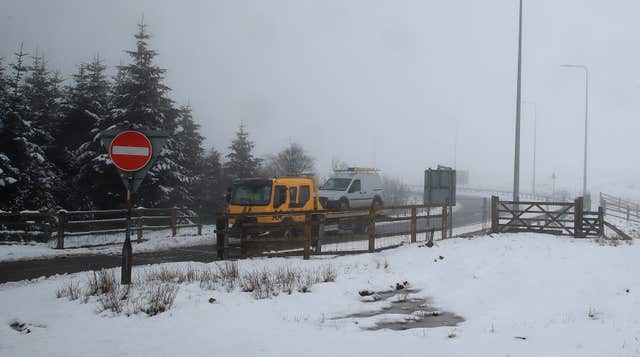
[214,203,449,259]
[0,207,203,248]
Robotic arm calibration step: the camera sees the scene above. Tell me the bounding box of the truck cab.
[227,176,323,226]
[319,168,384,209]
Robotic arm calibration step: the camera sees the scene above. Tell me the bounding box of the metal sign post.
[101,129,168,284]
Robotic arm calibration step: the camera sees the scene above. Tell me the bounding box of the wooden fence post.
[410,207,417,243]
[56,210,66,249]
[441,205,447,239]
[56,211,64,248]
[303,214,311,260]
[491,196,499,233]
[574,197,584,238]
[626,205,630,221]
[171,207,177,237]
[197,208,203,236]
[598,206,604,238]
[215,216,226,259]
[368,206,376,252]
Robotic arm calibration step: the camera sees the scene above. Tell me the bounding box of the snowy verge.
[2,233,640,357]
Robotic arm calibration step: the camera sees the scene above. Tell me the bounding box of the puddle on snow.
[338,288,464,331]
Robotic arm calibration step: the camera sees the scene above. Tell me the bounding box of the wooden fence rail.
[600,193,640,224]
[214,203,448,260]
[0,207,203,248]
[491,196,603,238]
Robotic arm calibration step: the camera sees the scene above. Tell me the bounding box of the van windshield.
[231,181,272,206]
[321,178,352,191]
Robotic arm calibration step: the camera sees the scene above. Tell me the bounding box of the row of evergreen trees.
[0,23,270,213]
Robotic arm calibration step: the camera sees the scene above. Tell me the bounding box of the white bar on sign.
[112,146,149,156]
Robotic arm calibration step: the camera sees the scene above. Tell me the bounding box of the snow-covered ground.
[0,226,215,263]
[2,233,639,357]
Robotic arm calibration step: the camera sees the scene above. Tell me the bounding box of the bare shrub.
[199,267,221,290]
[86,269,118,297]
[139,265,202,285]
[142,283,179,316]
[241,269,277,299]
[319,264,337,282]
[56,280,81,301]
[217,261,239,289]
[96,285,126,314]
[274,266,302,294]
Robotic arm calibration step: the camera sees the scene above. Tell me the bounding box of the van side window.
[289,187,298,204]
[298,186,310,205]
[349,179,361,193]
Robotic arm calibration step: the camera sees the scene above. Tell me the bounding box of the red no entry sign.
[109,131,153,172]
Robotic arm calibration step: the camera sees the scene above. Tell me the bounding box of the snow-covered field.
[2,233,639,357]
[0,226,215,263]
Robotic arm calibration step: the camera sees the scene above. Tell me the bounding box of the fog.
[2,0,639,194]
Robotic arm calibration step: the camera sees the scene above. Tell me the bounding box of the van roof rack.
[334,167,380,173]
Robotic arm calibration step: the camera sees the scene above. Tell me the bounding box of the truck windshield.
[321,178,352,191]
[231,182,272,206]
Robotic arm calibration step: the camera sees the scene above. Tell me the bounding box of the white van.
[319,168,384,209]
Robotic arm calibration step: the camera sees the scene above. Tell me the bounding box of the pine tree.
[0,58,8,115]
[88,21,195,208]
[23,53,63,151]
[225,124,262,179]
[107,22,173,131]
[63,55,113,209]
[21,52,65,206]
[61,55,110,151]
[196,147,225,214]
[0,46,57,211]
[157,105,205,207]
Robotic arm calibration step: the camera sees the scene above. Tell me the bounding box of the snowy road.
[0,195,488,283]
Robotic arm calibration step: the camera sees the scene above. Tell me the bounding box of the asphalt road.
[0,195,488,283]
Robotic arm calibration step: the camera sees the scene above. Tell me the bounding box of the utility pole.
[560,64,589,199]
[513,0,524,203]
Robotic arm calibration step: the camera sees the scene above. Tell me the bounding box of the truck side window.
[299,186,310,205]
[274,185,287,208]
[348,180,361,193]
[289,187,298,204]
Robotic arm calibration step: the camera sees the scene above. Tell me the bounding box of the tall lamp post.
[513,0,524,203]
[560,64,589,199]
[523,100,537,194]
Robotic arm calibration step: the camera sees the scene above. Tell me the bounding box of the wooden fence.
[214,203,448,259]
[600,193,640,224]
[0,207,203,248]
[490,196,603,237]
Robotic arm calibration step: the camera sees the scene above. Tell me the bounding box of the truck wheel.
[282,218,298,239]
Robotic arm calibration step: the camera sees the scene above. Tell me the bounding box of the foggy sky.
[2,0,639,194]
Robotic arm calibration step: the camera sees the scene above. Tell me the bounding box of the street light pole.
[513,0,524,203]
[560,64,589,198]
[524,101,537,194]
